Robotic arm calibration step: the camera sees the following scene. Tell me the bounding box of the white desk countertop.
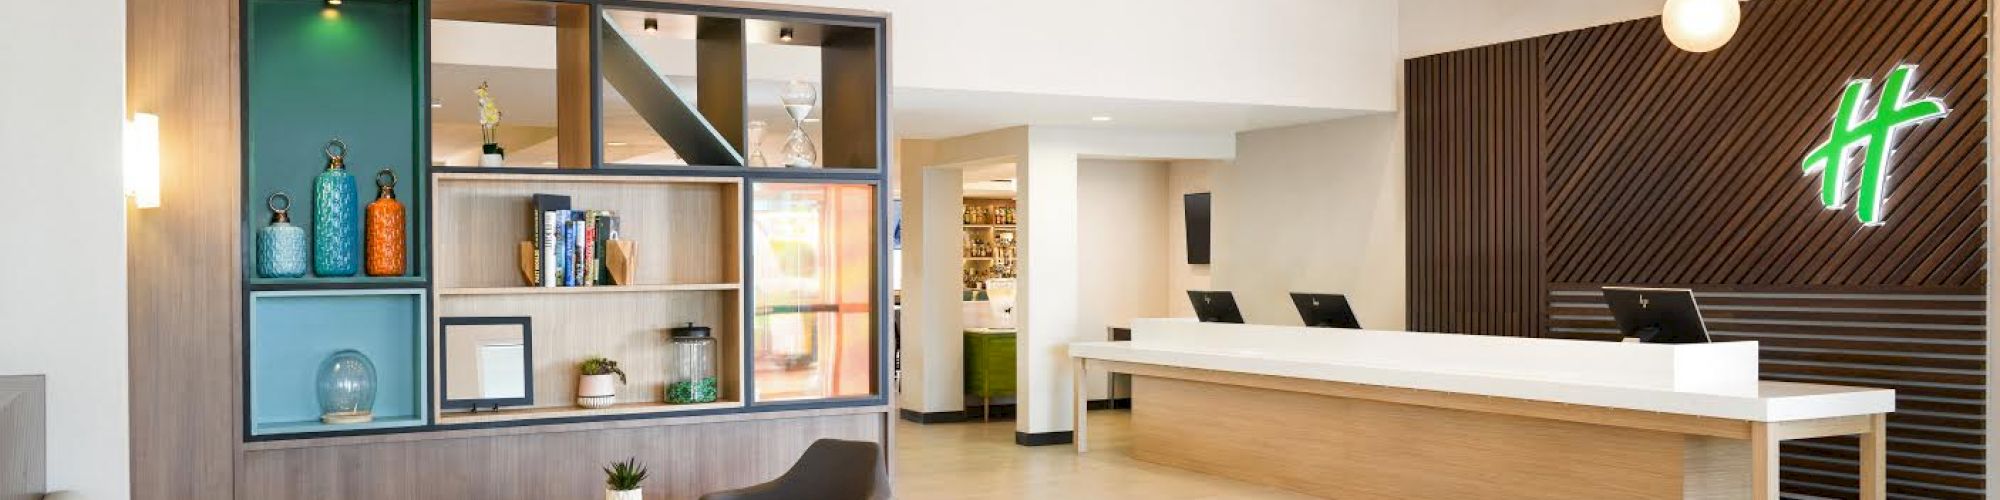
[1072,328,1894,423]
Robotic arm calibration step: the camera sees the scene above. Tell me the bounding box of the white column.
[897,163,967,414]
[1016,133,1082,437]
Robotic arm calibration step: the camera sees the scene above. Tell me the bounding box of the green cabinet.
[963,328,1015,420]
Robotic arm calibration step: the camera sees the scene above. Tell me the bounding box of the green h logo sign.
[1801,65,1949,226]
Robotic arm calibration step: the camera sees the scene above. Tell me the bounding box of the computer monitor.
[1602,287,1711,344]
[1290,293,1360,329]
[1187,290,1245,324]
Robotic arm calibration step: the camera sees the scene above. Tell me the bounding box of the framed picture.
[438,316,534,410]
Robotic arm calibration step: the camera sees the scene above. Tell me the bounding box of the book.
[529,194,571,286]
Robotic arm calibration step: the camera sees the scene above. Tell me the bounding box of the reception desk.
[1069,319,1894,500]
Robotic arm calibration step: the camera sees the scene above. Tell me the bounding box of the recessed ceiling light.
[541,161,557,166]
[325,0,341,5]
[779,27,795,43]
[607,142,629,147]
[1091,116,1113,122]
[804,118,822,123]
[643,17,659,35]
[429,99,443,108]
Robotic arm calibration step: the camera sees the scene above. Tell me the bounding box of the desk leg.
[1752,422,1779,500]
[1073,358,1089,453]
[1859,414,1886,500]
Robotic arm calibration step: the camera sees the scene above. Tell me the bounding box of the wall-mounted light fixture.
[1661,0,1741,53]
[125,112,162,209]
[779,27,795,43]
[643,17,659,34]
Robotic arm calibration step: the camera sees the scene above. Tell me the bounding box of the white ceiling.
[1398,0,1660,58]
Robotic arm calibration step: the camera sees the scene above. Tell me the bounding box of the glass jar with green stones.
[665,323,718,404]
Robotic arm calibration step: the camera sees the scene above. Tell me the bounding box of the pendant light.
[1661,0,1741,53]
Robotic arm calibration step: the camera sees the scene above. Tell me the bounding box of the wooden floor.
[892,410,1315,499]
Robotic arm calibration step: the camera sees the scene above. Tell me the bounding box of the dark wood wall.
[1406,0,1988,497]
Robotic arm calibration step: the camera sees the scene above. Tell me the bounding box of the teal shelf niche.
[244,0,428,286]
[248,289,429,436]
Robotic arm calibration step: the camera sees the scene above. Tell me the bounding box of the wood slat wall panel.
[1405,0,1987,497]
[1405,39,1545,337]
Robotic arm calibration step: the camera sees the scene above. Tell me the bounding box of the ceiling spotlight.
[607,142,629,147]
[1091,116,1113,122]
[643,17,659,34]
[1661,0,1741,53]
[429,99,443,109]
[779,27,795,43]
[325,0,342,5]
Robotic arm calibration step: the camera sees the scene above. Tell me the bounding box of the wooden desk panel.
[1073,359,1886,500]
[1132,376,1745,499]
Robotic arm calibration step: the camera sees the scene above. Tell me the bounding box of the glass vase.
[748,119,768,167]
[317,349,378,424]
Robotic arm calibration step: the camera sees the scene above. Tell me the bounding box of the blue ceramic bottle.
[257,192,308,278]
[313,139,360,277]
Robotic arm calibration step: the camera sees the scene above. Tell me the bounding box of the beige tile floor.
[891,410,1316,500]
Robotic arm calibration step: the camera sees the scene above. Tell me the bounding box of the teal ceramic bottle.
[256,192,308,278]
[313,139,360,277]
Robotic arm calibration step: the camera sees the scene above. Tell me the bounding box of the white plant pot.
[479,153,505,167]
[605,488,641,500]
[577,374,619,409]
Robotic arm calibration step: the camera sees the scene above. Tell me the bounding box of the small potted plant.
[577,356,626,409]
[603,457,647,500]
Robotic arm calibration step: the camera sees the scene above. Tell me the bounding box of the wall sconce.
[125,112,161,209]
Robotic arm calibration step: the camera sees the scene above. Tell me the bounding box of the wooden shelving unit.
[431,171,744,425]
[437,400,743,425]
[437,283,741,296]
[235,0,888,448]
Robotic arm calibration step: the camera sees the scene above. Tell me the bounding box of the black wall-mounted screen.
[1185,192,1212,264]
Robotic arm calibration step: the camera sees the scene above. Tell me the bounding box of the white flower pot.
[577,374,619,409]
[480,153,504,167]
[605,488,641,500]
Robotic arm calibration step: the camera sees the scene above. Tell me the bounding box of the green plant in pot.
[577,356,626,409]
[603,457,648,500]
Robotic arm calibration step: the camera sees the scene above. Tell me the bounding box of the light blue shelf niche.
[249,289,428,436]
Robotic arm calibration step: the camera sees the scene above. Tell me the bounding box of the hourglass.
[780,80,818,168]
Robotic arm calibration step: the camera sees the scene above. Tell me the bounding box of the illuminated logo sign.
[1801,65,1949,226]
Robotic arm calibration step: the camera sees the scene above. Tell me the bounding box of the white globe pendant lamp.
[1661,0,1742,53]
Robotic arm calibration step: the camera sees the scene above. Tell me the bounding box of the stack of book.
[529,194,621,287]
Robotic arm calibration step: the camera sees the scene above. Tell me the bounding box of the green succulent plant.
[579,356,627,385]
[603,457,648,491]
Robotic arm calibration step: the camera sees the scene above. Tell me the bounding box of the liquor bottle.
[257,192,308,278]
[365,169,406,276]
[313,139,360,277]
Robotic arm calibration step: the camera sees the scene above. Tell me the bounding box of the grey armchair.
[700,439,891,500]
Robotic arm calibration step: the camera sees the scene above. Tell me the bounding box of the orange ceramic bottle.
[365,169,406,276]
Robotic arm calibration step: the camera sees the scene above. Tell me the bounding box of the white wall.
[895,128,1028,414]
[1164,160,1219,317]
[1076,159,1170,399]
[776,0,1399,112]
[0,0,131,498]
[1399,0,1659,57]
[1209,115,1406,330]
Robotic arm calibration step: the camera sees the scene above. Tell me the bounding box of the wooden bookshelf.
[437,283,741,296]
[431,170,744,425]
[437,400,744,425]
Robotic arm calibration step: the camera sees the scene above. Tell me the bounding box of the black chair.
[700,439,891,500]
